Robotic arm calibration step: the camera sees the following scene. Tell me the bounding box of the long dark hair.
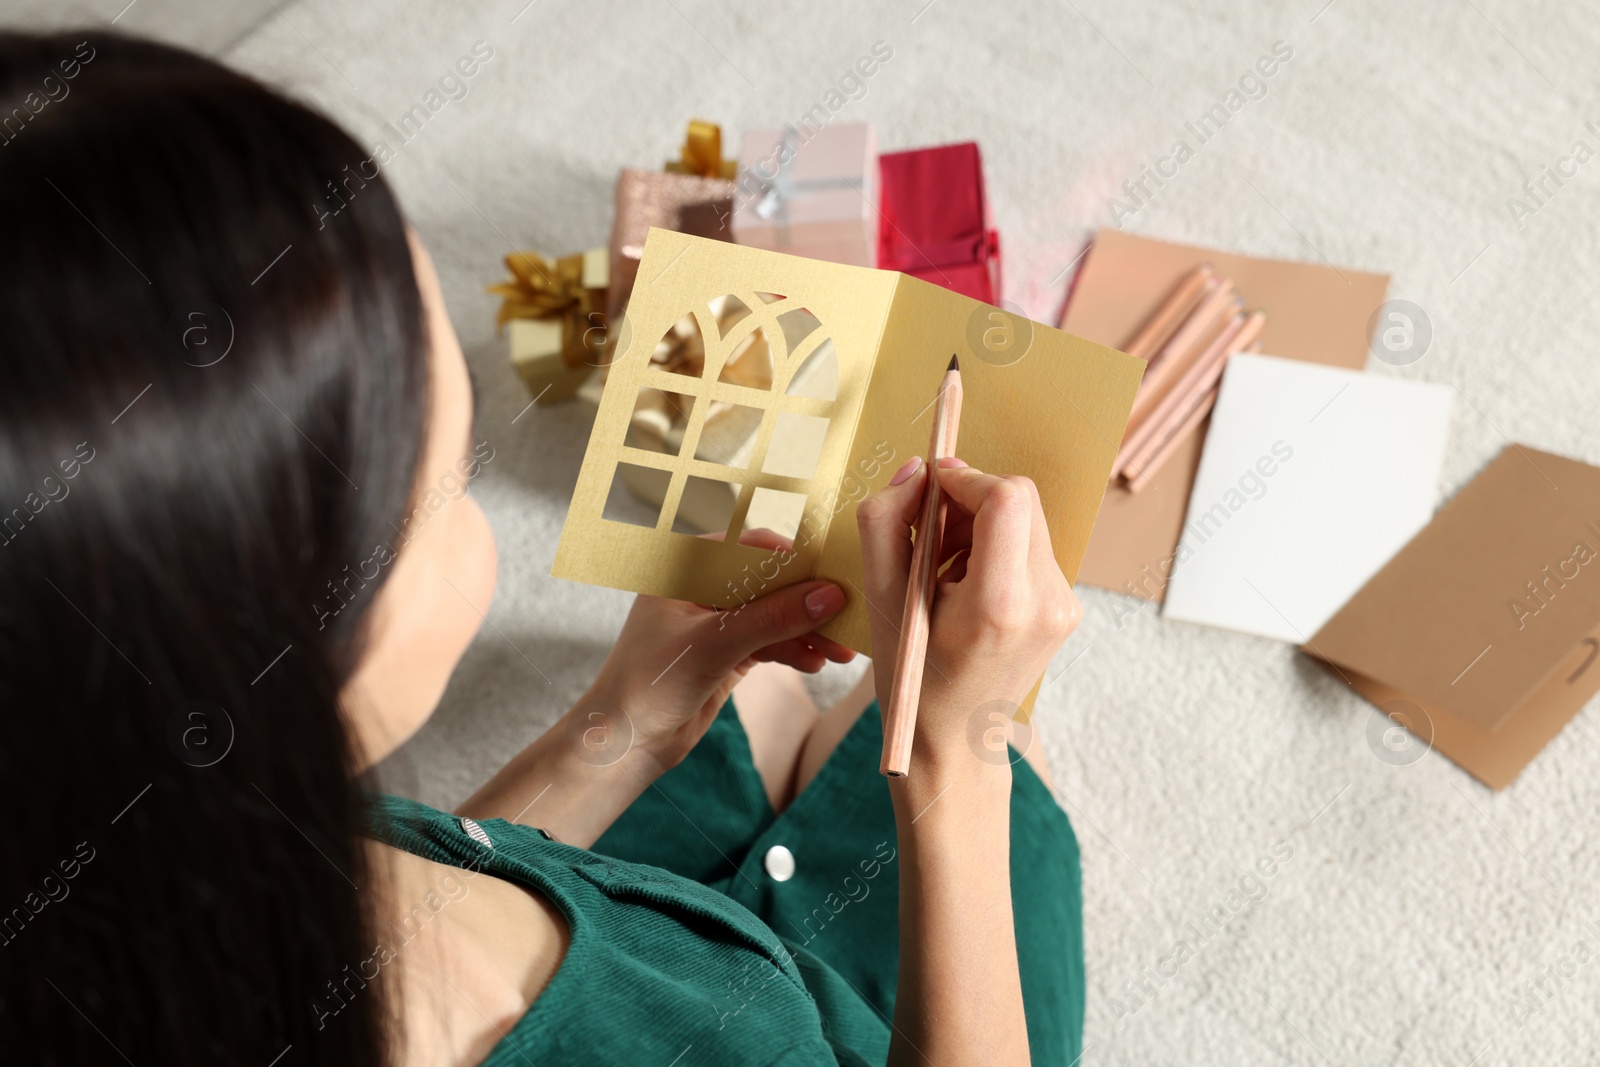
[0,31,429,1065]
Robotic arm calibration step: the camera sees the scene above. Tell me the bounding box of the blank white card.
[1162,353,1452,643]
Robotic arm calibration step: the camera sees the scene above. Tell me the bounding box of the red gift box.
[877,142,1001,304]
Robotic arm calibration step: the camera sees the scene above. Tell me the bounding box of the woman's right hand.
[860,455,1079,1066]
[855,455,1081,767]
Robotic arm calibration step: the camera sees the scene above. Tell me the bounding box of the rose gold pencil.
[1122,263,1215,364]
[1112,281,1238,480]
[1124,337,1264,492]
[1118,309,1264,483]
[1124,385,1218,494]
[881,354,963,778]
[1130,283,1237,418]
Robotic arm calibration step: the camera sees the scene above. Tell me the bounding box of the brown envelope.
[1059,229,1389,600]
[1304,445,1600,789]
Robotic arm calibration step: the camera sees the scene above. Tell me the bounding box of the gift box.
[731,121,877,267]
[611,293,836,533]
[490,248,608,404]
[608,168,735,358]
[877,141,1000,304]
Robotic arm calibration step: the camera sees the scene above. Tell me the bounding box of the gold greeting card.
[553,228,1144,654]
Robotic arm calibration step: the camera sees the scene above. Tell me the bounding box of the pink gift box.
[731,121,877,267]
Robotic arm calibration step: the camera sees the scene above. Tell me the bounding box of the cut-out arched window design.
[609,292,838,543]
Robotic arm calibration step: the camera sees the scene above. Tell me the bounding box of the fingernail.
[804,584,845,620]
[889,456,922,486]
[937,456,968,469]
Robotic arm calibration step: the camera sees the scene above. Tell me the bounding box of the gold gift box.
[505,247,608,405]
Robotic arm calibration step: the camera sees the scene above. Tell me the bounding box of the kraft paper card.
[1059,229,1390,601]
[1305,445,1600,789]
[1161,354,1452,642]
[553,228,1145,655]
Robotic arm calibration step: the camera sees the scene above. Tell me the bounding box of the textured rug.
[222,2,1600,1063]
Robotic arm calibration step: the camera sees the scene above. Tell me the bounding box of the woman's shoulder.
[365,793,863,1065]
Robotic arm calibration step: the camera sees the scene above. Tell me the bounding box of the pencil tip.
[948,354,959,372]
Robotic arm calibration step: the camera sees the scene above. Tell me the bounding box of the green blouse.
[367,699,1083,1064]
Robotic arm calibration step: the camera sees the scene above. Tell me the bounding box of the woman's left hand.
[584,531,855,776]
[462,531,853,846]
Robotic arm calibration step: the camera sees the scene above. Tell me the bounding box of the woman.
[0,31,1085,1066]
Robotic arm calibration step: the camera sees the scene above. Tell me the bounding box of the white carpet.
[226,2,1600,1063]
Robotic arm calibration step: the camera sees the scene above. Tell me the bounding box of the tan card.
[553,228,1145,655]
[1059,228,1390,600]
[1304,445,1600,789]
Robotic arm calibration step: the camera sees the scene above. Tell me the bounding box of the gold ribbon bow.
[488,251,606,368]
[665,119,738,181]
